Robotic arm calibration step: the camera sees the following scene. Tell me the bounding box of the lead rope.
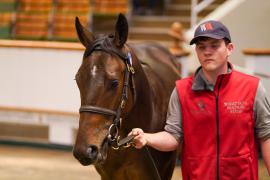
[143,146,162,180]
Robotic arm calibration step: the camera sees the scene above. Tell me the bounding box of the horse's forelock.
[83,35,115,59]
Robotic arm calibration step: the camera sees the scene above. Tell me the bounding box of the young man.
[129,20,270,179]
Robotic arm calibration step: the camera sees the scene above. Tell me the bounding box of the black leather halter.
[79,35,135,148]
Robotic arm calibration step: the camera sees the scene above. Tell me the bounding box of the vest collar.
[192,62,233,91]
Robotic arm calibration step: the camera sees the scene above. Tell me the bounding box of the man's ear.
[75,17,95,47]
[227,42,234,56]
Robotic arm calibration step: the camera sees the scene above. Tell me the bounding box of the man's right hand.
[129,128,147,149]
[129,129,179,152]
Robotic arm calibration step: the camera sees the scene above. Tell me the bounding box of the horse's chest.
[96,150,155,180]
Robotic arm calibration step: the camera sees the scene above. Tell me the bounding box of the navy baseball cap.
[190,20,231,45]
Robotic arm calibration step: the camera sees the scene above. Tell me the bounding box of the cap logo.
[200,22,213,32]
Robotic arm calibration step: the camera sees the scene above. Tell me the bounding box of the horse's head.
[73,14,135,166]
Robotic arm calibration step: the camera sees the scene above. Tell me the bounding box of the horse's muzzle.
[73,145,98,166]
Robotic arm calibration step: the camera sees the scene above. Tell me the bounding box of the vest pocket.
[187,156,216,180]
[220,154,253,180]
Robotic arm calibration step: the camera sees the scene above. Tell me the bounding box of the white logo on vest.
[224,101,247,114]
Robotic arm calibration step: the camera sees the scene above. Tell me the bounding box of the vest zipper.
[215,76,223,180]
[215,94,220,180]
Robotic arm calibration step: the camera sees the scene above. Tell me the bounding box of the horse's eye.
[111,79,119,89]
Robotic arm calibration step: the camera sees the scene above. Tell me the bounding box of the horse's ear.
[75,17,94,47]
[114,13,128,48]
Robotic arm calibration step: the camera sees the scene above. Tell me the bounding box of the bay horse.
[73,13,181,180]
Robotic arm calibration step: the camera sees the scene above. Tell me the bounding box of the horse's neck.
[127,44,153,113]
[122,52,158,133]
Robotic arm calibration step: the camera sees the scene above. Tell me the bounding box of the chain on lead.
[111,136,135,150]
[111,136,121,150]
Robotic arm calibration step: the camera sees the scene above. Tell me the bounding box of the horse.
[73,13,181,180]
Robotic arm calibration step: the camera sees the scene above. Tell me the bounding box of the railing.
[191,0,215,27]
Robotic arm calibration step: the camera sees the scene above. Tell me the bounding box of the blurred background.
[0,0,269,179]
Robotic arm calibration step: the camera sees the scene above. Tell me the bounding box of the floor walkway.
[0,144,181,180]
[1,144,268,179]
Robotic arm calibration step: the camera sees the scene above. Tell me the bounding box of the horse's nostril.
[87,145,98,160]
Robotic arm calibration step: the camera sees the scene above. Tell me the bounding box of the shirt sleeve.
[164,87,183,142]
[254,81,270,141]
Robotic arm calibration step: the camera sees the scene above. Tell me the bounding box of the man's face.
[195,38,234,72]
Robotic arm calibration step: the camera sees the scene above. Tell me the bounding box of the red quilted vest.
[176,70,259,180]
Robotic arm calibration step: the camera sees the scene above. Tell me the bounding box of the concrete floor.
[0,144,181,180]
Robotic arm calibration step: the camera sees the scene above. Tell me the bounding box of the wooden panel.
[56,1,90,13]
[57,0,89,3]
[51,0,90,41]
[16,13,49,21]
[94,0,128,14]
[0,12,13,25]
[15,0,52,39]
[242,48,270,55]
[0,0,16,38]
[19,0,52,3]
[53,13,88,26]
[15,13,49,39]
[0,39,84,50]
[18,0,53,13]
[0,106,78,116]
[0,122,49,141]
[52,13,89,40]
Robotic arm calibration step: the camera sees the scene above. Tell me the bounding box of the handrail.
[0,106,78,117]
[242,48,270,56]
[191,0,215,27]
[0,39,84,50]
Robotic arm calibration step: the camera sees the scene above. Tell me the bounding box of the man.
[129,20,270,179]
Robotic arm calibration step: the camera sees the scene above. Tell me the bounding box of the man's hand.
[129,128,147,149]
[129,129,179,151]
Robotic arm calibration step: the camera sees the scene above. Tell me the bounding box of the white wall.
[0,46,83,113]
[186,0,270,71]
[244,54,270,93]
[222,0,270,67]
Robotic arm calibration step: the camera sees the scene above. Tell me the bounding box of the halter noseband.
[79,35,135,149]
[79,105,116,116]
